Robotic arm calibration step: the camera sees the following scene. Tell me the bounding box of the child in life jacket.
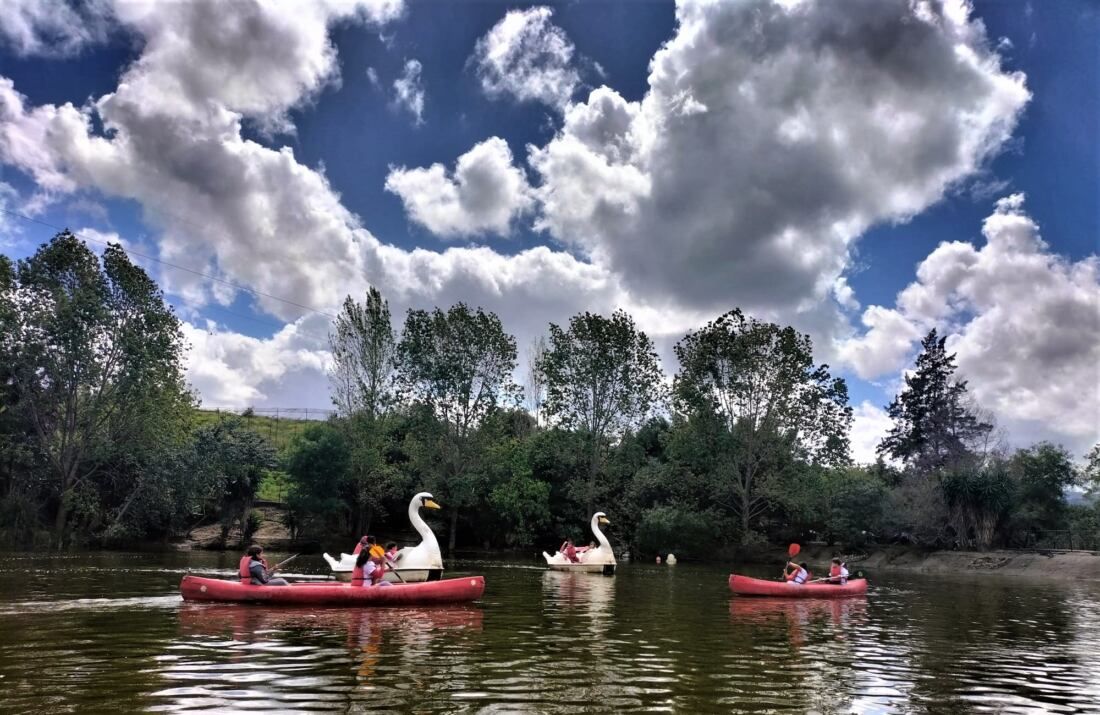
[828,557,849,585]
[353,544,392,587]
[784,561,809,585]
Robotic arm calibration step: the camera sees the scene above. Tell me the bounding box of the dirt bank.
[765,544,1100,582]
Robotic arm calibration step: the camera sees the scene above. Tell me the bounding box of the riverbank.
[755,544,1100,583]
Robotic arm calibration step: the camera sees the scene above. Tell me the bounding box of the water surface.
[0,551,1097,713]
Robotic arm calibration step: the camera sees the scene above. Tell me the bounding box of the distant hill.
[192,407,334,454]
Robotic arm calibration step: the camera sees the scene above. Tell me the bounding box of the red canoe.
[180,574,485,605]
[729,574,867,598]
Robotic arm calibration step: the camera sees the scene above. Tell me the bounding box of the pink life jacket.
[351,564,365,587]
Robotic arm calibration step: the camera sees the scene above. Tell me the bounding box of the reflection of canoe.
[180,574,484,605]
[178,603,484,639]
[729,574,868,598]
[730,596,867,624]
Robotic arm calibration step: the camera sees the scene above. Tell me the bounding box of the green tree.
[878,329,992,473]
[539,310,665,517]
[1008,443,1078,536]
[284,422,352,535]
[396,303,521,552]
[189,418,278,546]
[4,231,192,547]
[328,288,398,418]
[673,309,852,541]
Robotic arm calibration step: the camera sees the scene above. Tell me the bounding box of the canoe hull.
[546,562,616,575]
[180,575,484,605]
[729,574,867,598]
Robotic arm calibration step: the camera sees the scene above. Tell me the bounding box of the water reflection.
[1,554,1099,713]
[163,605,484,711]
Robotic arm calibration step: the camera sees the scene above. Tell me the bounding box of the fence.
[1029,530,1100,552]
[198,406,336,453]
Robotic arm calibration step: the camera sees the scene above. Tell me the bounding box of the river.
[0,551,1097,713]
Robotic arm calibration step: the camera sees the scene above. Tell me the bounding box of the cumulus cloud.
[850,401,894,465]
[0,0,113,57]
[0,0,1054,438]
[385,137,533,238]
[0,0,406,318]
[392,58,425,124]
[840,195,1100,454]
[182,316,332,408]
[531,0,1029,331]
[472,6,580,110]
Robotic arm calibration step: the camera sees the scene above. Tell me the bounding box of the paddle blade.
[788,543,801,558]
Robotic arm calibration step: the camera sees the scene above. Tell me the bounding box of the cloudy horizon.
[0,0,1096,462]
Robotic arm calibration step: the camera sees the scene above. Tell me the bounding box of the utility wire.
[0,207,338,321]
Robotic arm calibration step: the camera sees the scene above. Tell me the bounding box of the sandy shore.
[772,544,1100,582]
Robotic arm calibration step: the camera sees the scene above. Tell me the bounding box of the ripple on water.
[0,558,1099,712]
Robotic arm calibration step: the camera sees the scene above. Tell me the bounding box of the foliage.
[396,302,521,551]
[879,329,993,473]
[673,309,851,540]
[0,232,194,547]
[941,463,1014,550]
[634,505,722,560]
[539,309,664,515]
[329,288,398,418]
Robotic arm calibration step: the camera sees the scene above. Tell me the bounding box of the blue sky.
[0,0,1096,460]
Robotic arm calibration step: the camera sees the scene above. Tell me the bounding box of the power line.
[0,207,337,320]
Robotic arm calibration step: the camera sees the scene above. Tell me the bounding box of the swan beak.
[424,499,442,510]
[598,516,610,525]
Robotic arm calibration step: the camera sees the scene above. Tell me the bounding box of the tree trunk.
[54,492,70,551]
[448,509,459,555]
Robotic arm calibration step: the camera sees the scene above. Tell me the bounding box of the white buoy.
[666,554,677,565]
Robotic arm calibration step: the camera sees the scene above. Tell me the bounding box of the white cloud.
[392,59,425,124]
[850,401,893,465]
[366,66,380,88]
[472,6,580,110]
[530,0,1029,331]
[840,195,1100,455]
[0,0,1058,443]
[0,0,113,57]
[385,137,533,238]
[182,315,332,408]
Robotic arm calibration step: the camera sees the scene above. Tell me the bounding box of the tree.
[1009,443,1077,536]
[328,288,398,419]
[188,418,278,546]
[396,303,521,552]
[525,335,548,427]
[539,310,665,516]
[4,231,193,547]
[878,329,992,473]
[673,309,852,540]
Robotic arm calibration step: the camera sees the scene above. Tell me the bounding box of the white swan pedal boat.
[323,492,445,582]
[542,512,616,575]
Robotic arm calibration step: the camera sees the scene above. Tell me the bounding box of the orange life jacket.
[351,565,365,587]
[239,556,252,585]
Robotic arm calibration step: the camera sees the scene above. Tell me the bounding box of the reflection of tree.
[172,604,483,709]
[894,576,1082,711]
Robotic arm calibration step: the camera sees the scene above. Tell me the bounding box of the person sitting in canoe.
[385,542,399,564]
[784,561,809,585]
[827,557,849,585]
[243,545,289,586]
[353,544,392,587]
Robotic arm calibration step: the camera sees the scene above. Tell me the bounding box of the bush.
[633,505,721,560]
[244,509,264,541]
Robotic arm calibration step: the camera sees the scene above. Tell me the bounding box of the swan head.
[594,512,609,525]
[414,492,441,510]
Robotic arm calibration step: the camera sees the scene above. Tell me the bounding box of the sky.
[0,0,1097,462]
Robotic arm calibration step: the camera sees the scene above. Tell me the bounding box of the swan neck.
[409,500,439,547]
[591,515,611,550]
